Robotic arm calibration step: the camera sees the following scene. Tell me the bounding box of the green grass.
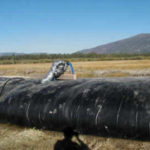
[1,53,150,64]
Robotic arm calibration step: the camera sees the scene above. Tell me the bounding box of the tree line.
[0,53,150,64]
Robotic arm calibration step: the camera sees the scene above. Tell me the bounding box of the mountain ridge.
[79,33,150,54]
[0,52,24,57]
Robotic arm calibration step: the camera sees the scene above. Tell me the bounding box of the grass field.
[0,60,150,150]
[1,60,150,78]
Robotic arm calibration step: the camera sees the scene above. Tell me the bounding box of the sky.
[0,0,150,54]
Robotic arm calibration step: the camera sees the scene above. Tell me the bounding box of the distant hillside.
[0,53,47,57]
[0,52,24,57]
[79,33,150,54]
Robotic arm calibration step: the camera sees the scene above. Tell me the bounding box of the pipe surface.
[0,77,150,140]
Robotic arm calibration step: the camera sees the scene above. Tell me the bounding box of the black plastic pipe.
[0,77,150,140]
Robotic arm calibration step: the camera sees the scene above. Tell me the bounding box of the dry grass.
[0,60,150,78]
[1,60,150,150]
[0,123,150,150]
[0,123,61,150]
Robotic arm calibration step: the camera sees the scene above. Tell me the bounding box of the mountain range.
[1,33,150,56]
[0,52,24,57]
[79,33,150,54]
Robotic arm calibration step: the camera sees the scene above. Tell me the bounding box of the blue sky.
[0,0,150,53]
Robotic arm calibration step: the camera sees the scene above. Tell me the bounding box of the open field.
[1,60,150,150]
[0,60,150,78]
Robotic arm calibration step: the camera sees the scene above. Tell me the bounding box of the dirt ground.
[0,60,150,150]
[0,123,150,150]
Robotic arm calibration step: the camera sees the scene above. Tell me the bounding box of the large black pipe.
[0,77,150,140]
